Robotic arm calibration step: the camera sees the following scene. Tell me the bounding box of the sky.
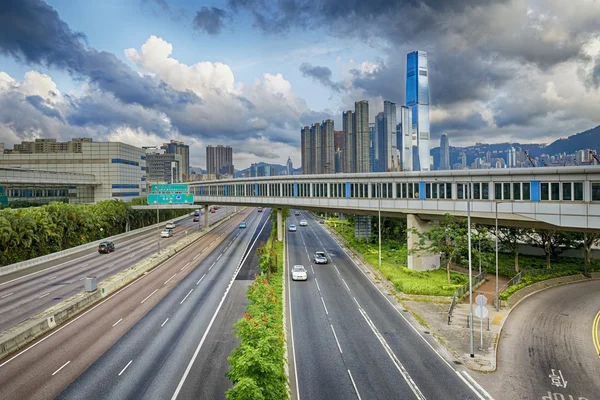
[1,0,600,170]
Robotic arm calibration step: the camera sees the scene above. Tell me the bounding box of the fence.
[447,270,487,324]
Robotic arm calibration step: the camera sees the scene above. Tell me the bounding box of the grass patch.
[499,268,584,300]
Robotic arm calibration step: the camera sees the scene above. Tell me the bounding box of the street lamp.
[495,202,499,312]
[466,183,474,358]
[378,182,382,267]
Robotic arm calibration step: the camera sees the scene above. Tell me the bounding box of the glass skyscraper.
[439,133,450,170]
[406,51,430,171]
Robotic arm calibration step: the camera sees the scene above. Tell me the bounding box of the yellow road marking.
[593,311,600,358]
[491,313,504,325]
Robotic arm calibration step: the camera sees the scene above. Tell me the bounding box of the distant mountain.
[189,166,206,174]
[431,125,600,168]
[235,162,300,177]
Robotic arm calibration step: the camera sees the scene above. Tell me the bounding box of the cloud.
[299,63,340,92]
[193,7,229,35]
[141,0,185,21]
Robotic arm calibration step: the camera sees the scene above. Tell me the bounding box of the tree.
[409,214,468,283]
[496,227,527,272]
[583,233,600,274]
[526,229,579,269]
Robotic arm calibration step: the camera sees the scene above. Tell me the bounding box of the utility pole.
[467,184,474,358]
[378,182,382,267]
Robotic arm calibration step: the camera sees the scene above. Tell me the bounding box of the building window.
[592,183,600,201]
[473,183,480,200]
[112,184,139,189]
[495,183,502,200]
[513,183,521,200]
[541,183,549,201]
[574,182,583,201]
[562,182,571,201]
[112,192,139,197]
[551,182,560,201]
[523,182,531,200]
[111,158,139,166]
[503,183,511,200]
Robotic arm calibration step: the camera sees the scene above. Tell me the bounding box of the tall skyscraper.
[374,112,385,172]
[322,119,335,174]
[301,126,311,174]
[400,106,413,171]
[343,110,355,173]
[310,123,322,174]
[369,123,375,172]
[406,51,430,171]
[206,145,234,178]
[286,156,293,175]
[505,146,516,168]
[439,133,450,170]
[162,140,190,181]
[383,100,398,171]
[354,100,370,173]
[334,130,344,173]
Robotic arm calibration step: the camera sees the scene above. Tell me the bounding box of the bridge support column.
[277,208,283,241]
[204,205,209,231]
[407,214,440,271]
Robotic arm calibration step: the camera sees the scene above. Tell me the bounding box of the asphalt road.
[0,207,235,334]
[0,207,256,400]
[286,210,491,400]
[476,279,600,400]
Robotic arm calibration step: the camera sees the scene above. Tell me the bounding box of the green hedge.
[226,217,288,400]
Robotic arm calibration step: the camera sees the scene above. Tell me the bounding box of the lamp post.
[466,183,474,358]
[495,202,499,311]
[378,182,382,267]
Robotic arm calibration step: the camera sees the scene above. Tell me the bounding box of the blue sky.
[1,0,600,169]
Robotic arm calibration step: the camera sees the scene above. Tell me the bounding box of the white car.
[299,219,308,226]
[289,224,297,232]
[314,251,328,264]
[165,222,176,229]
[292,265,308,281]
[160,229,173,238]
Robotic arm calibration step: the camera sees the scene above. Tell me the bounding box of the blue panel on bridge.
[346,182,351,198]
[254,183,258,196]
[293,183,298,197]
[419,182,426,200]
[530,180,540,202]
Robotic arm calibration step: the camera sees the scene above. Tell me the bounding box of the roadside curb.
[0,209,246,362]
[281,225,292,400]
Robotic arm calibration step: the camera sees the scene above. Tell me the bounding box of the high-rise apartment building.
[146,150,183,184]
[406,51,431,171]
[333,130,344,173]
[383,100,398,171]
[354,100,370,173]
[399,106,413,171]
[322,119,335,174]
[301,126,311,174]
[374,112,385,172]
[310,123,322,174]
[369,123,375,172]
[343,111,355,173]
[161,140,189,181]
[439,133,450,170]
[206,145,234,178]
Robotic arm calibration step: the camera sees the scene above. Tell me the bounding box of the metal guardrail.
[448,270,487,325]
[498,270,523,295]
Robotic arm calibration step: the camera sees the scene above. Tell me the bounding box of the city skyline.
[1,1,600,171]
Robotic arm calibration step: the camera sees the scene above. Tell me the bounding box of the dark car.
[193,216,200,222]
[98,241,115,254]
[257,207,263,212]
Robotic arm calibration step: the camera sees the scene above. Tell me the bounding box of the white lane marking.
[112,318,123,327]
[1,292,14,299]
[310,265,315,274]
[164,274,177,285]
[331,325,343,354]
[225,246,229,251]
[80,264,88,268]
[171,211,271,400]
[460,371,490,400]
[307,254,310,262]
[229,241,233,246]
[355,300,425,400]
[161,318,169,327]
[47,276,57,281]
[79,277,86,281]
[118,360,133,376]
[39,292,50,299]
[211,241,215,245]
[107,264,115,269]
[342,278,350,291]
[315,278,321,292]
[180,289,193,304]
[181,262,190,271]
[201,248,206,253]
[347,370,362,400]
[334,265,340,274]
[140,289,158,304]
[197,274,206,285]
[217,254,222,261]
[320,297,329,315]
[209,262,215,271]
[193,254,200,260]
[51,361,70,376]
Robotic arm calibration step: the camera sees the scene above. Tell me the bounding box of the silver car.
[292,265,308,281]
[299,219,308,226]
[314,251,328,264]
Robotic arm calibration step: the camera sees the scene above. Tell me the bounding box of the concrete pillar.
[277,208,283,241]
[204,205,209,231]
[406,214,440,271]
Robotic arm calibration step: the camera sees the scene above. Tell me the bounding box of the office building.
[406,51,431,171]
[343,110,355,173]
[301,126,311,174]
[400,106,413,171]
[505,146,516,168]
[439,133,450,170]
[354,100,370,173]
[383,100,398,171]
[161,140,189,181]
[258,165,278,177]
[0,138,145,203]
[369,123,375,172]
[322,119,335,174]
[250,163,258,178]
[373,112,384,172]
[146,150,183,184]
[286,156,293,175]
[310,123,322,174]
[206,145,234,178]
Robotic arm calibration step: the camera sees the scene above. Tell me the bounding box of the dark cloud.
[590,57,600,88]
[0,0,198,109]
[299,63,340,92]
[25,95,64,122]
[432,112,488,136]
[193,7,229,35]
[141,0,185,21]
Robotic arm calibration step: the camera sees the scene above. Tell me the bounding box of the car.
[193,216,200,222]
[210,208,216,213]
[291,265,308,281]
[98,241,115,254]
[193,209,200,217]
[160,229,173,238]
[239,222,247,229]
[288,224,297,232]
[165,222,176,229]
[295,211,300,216]
[257,207,263,212]
[314,251,328,264]
[319,220,325,225]
[299,219,308,226]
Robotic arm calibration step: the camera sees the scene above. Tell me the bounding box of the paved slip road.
[475,280,600,400]
[286,210,493,400]
[0,207,256,400]
[0,207,235,334]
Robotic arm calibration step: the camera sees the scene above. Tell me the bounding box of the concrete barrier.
[0,212,193,277]
[0,209,244,361]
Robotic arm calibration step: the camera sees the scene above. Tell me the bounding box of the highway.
[286,210,491,400]
[477,279,600,400]
[0,206,235,334]
[0,207,266,400]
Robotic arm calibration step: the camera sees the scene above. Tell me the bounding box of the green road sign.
[0,196,8,206]
[148,193,194,204]
[151,184,188,193]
